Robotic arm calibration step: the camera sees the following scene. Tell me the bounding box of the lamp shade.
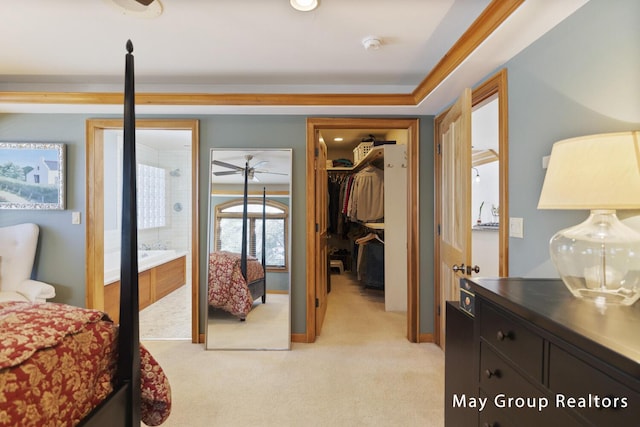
[538,131,640,210]
[538,131,640,305]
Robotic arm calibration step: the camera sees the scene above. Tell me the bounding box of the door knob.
[452,264,480,274]
[466,265,480,274]
[452,264,465,273]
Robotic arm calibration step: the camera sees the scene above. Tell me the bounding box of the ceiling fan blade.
[212,160,244,171]
[213,171,240,176]
[251,160,268,169]
[134,0,155,5]
[254,170,289,175]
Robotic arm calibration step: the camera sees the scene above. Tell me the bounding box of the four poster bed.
[207,165,267,320]
[0,41,170,426]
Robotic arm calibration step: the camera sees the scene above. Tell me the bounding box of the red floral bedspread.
[0,302,171,426]
[140,344,171,426]
[207,251,265,317]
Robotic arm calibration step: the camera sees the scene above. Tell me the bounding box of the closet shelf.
[364,222,384,230]
[327,146,385,172]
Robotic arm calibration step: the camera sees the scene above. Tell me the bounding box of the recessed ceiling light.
[290,0,318,12]
[106,0,163,18]
[334,137,344,142]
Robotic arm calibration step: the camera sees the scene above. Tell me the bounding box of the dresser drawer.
[480,344,584,427]
[478,389,517,427]
[479,302,544,382]
[477,400,581,427]
[479,343,547,427]
[548,344,640,427]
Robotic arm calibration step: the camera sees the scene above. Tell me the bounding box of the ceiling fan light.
[290,0,318,12]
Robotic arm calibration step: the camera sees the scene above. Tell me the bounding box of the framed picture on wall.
[0,142,66,210]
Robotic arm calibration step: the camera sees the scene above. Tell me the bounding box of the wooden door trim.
[474,70,509,277]
[433,68,509,346]
[305,117,420,343]
[85,119,200,343]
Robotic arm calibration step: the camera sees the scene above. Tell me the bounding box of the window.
[215,198,288,270]
[137,163,166,229]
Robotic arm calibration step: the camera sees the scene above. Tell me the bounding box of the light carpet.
[143,273,445,426]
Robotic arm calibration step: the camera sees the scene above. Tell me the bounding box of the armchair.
[0,223,56,303]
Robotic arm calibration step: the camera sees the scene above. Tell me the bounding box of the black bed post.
[262,187,266,268]
[262,187,267,303]
[240,160,249,279]
[118,39,141,427]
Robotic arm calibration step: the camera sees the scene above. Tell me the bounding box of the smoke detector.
[362,36,382,51]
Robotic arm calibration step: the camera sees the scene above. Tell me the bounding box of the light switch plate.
[542,155,550,169]
[509,217,524,238]
[72,211,81,225]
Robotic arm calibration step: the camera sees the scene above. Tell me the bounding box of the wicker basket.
[353,142,373,164]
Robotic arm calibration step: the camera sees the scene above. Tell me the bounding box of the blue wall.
[0,114,89,306]
[505,0,640,278]
[0,114,436,337]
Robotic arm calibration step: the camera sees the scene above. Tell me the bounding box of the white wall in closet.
[383,144,408,312]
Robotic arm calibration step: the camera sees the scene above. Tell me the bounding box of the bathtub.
[104,249,187,285]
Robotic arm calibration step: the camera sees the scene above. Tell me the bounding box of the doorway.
[433,69,509,348]
[85,119,200,343]
[305,117,420,343]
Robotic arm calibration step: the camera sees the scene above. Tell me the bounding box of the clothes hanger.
[355,231,384,245]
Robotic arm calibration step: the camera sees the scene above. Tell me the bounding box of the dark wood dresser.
[445,277,640,427]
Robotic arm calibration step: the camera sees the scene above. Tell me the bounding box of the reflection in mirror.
[206,149,291,350]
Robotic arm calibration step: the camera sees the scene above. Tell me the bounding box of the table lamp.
[537,131,640,305]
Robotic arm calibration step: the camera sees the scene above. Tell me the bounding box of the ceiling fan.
[212,155,287,182]
[109,0,163,16]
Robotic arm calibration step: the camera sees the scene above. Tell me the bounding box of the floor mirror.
[205,148,291,350]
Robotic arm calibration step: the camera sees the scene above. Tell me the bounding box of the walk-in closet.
[323,129,408,313]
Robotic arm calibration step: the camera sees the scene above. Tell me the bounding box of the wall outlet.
[72,211,81,225]
[509,217,524,238]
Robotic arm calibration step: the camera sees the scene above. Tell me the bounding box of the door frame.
[433,69,509,346]
[85,118,200,343]
[305,117,420,343]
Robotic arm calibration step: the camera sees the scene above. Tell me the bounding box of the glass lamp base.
[550,210,640,306]
[561,278,639,305]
